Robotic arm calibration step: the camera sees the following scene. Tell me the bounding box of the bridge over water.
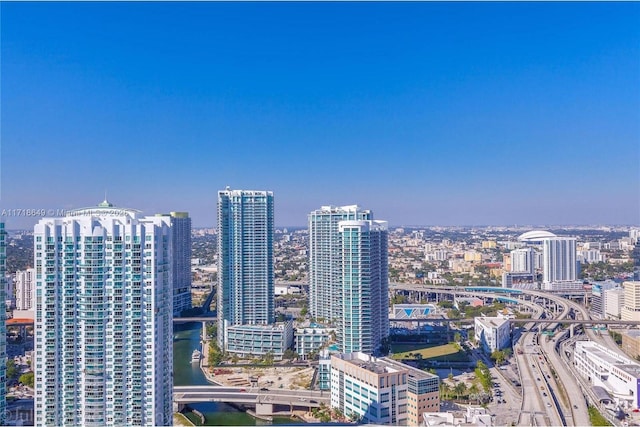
[173,386,329,416]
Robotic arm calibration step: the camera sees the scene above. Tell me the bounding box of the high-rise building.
[339,220,389,354]
[510,248,535,274]
[590,281,618,319]
[15,268,35,311]
[157,212,192,316]
[217,189,274,348]
[621,281,640,322]
[34,201,173,426]
[308,205,371,323]
[0,222,7,425]
[542,237,577,289]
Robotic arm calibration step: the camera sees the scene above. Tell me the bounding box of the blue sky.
[2,2,639,228]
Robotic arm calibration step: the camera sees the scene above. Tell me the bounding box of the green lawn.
[390,343,468,361]
[587,406,612,426]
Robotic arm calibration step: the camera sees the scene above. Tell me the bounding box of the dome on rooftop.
[518,230,557,241]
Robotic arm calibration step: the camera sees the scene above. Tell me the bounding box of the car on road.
[573,405,578,409]
[543,392,547,397]
[260,387,269,391]
[239,388,246,392]
[546,402,551,407]
[537,377,541,381]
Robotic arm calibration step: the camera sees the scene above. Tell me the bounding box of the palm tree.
[454,382,467,401]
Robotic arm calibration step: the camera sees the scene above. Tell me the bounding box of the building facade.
[510,248,535,274]
[339,220,389,354]
[217,189,275,349]
[158,212,192,316]
[474,317,511,353]
[308,205,371,325]
[604,288,625,319]
[622,330,640,360]
[15,268,36,311]
[225,322,293,359]
[330,352,439,426]
[574,340,640,410]
[621,281,640,322]
[542,237,577,289]
[0,222,7,425]
[33,201,173,426]
[591,281,618,319]
[295,326,335,360]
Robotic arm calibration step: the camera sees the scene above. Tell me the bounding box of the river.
[173,324,297,426]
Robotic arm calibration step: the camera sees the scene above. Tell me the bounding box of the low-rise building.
[621,330,640,360]
[423,406,493,427]
[330,352,439,426]
[474,317,511,353]
[294,326,335,360]
[574,341,640,410]
[225,321,293,359]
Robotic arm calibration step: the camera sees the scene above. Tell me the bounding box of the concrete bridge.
[173,386,329,416]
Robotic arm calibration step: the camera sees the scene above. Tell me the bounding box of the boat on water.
[191,349,201,363]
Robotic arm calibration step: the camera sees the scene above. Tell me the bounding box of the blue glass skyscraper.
[217,189,274,348]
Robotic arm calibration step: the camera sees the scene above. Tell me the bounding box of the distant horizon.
[2,2,639,228]
[4,221,638,232]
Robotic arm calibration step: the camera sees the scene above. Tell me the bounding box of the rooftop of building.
[576,341,640,377]
[65,199,142,218]
[332,352,438,380]
[518,230,557,241]
[475,316,510,329]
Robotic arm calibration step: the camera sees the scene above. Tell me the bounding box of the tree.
[490,350,506,365]
[454,382,467,400]
[262,351,275,366]
[283,349,298,360]
[19,372,34,388]
[468,383,480,404]
[454,332,462,343]
[6,359,18,380]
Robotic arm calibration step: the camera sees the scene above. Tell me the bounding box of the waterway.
[173,324,297,426]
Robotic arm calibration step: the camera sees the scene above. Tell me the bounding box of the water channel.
[173,323,297,426]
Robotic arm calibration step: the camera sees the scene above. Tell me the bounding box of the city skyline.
[2,2,639,228]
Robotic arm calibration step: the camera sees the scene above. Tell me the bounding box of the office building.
[330,352,439,425]
[0,222,6,425]
[591,281,618,319]
[217,189,274,349]
[604,288,625,319]
[474,317,511,353]
[621,281,640,322]
[510,248,535,274]
[622,330,640,359]
[308,205,371,324]
[34,201,173,426]
[339,220,389,354]
[15,268,35,311]
[574,341,640,410]
[157,212,192,316]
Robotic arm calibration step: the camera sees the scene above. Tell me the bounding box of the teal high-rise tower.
[308,205,389,355]
[217,189,274,348]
